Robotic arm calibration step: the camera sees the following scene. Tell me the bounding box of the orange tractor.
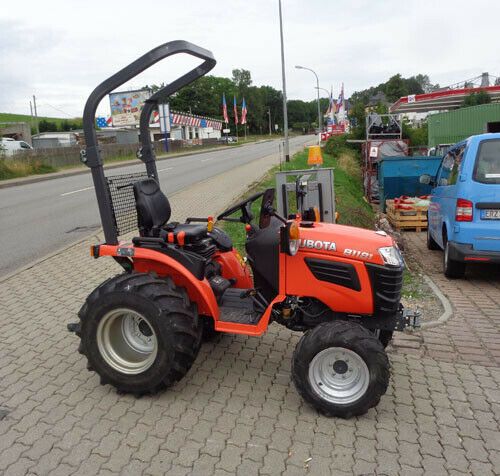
[68,41,419,418]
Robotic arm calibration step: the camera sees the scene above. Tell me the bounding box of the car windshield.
[474,139,500,184]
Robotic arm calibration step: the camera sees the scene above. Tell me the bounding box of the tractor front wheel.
[77,273,201,395]
[292,321,389,418]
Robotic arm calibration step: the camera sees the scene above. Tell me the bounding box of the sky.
[1,0,499,118]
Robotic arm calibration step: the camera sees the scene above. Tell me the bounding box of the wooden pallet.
[386,199,428,232]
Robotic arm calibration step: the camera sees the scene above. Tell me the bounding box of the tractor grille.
[106,172,148,237]
[305,258,361,291]
[366,263,404,316]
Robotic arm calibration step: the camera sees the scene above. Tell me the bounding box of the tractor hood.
[297,222,399,267]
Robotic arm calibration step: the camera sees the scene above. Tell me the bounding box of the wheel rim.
[97,308,158,374]
[308,347,370,405]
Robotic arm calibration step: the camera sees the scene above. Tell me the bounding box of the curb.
[0,233,102,284]
[0,144,285,283]
[404,273,454,333]
[419,274,454,329]
[0,142,262,190]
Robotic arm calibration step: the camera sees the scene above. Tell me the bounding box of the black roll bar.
[81,40,216,244]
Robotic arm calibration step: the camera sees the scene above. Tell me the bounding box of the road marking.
[60,186,94,197]
[201,157,217,162]
[158,167,173,172]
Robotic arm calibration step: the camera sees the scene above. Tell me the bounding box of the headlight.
[378,246,404,267]
[289,239,300,255]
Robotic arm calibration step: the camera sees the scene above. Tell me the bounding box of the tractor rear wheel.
[292,321,389,418]
[77,272,201,395]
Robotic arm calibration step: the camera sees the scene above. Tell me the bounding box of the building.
[150,110,223,142]
[0,122,32,145]
[32,132,78,148]
[427,103,500,147]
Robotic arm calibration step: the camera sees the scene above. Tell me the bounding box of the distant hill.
[0,112,69,127]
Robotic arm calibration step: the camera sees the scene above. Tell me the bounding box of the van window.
[474,139,500,184]
[20,142,31,149]
[438,150,462,186]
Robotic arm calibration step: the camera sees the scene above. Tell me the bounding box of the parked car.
[0,138,33,156]
[420,133,500,278]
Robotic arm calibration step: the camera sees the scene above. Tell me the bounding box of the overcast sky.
[1,0,499,118]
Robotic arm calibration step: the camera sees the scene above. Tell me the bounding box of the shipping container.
[378,156,442,211]
[428,103,500,147]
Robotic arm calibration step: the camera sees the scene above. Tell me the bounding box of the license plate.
[481,209,500,219]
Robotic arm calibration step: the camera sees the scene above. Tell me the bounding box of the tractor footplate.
[218,289,263,325]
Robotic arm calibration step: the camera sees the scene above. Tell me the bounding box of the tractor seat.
[133,178,206,243]
[133,178,222,247]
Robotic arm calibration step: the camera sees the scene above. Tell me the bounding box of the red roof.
[390,85,500,113]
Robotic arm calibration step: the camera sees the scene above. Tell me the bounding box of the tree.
[385,74,408,102]
[38,119,58,132]
[232,69,252,89]
[462,90,491,108]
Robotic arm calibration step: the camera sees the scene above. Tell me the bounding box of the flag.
[336,83,344,113]
[96,117,108,128]
[241,98,247,125]
[222,93,229,123]
[233,96,239,125]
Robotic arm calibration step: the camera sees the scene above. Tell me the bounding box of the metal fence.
[3,138,221,169]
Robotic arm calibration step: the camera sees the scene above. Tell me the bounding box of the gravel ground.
[400,233,444,323]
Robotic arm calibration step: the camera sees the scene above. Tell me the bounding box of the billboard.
[109,89,151,126]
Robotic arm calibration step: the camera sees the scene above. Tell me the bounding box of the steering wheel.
[217,191,266,223]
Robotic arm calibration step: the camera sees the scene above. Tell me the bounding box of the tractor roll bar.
[81,40,216,244]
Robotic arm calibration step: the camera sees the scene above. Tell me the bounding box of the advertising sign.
[109,89,151,126]
[158,103,171,133]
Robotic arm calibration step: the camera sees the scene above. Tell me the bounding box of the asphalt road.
[0,136,312,277]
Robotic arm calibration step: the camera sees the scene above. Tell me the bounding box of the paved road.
[0,136,311,277]
[0,215,498,474]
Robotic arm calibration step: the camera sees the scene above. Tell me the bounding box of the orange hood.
[297,222,395,266]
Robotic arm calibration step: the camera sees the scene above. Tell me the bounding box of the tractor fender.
[213,249,253,288]
[97,244,219,319]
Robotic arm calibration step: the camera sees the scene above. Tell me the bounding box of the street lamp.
[296,65,321,145]
[278,0,290,161]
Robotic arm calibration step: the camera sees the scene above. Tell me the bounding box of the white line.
[60,186,94,197]
[157,167,173,172]
[201,158,216,162]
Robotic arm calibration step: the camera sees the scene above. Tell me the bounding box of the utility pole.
[278,0,290,161]
[32,95,39,135]
[268,109,272,136]
[29,100,34,132]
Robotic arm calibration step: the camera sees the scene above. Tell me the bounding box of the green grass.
[0,112,73,128]
[0,159,56,180]
[220,148,375,255]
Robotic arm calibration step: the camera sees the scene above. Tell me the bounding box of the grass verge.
[0,159,56,180]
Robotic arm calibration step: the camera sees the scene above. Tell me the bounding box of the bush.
[324,135,348,157]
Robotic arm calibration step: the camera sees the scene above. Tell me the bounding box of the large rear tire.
[77,273,202,395]
[292,321,389,418]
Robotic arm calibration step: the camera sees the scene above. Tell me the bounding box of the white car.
[0,138,33,156]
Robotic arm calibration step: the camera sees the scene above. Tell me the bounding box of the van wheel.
[426,223,440,250]
[443,240,465,279]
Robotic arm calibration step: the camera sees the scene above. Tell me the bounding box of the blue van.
[420,133,500,278]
